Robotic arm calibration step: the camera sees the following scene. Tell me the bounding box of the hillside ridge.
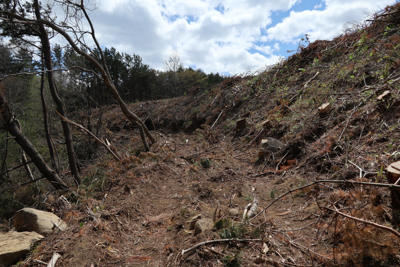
[13,3,400,266]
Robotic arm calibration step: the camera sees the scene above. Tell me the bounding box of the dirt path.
[29,129,376,267]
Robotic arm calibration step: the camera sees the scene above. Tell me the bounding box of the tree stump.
[386,161,400,226]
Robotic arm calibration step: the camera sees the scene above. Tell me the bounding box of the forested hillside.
[0,0,224,218]
[1,1,400,267]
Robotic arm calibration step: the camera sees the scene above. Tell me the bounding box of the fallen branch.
[181,238,262,256]
[251,171,277,178]
[348,160,363,178]
[289,240,331,260]
[47,252,61,267]
[0,160,33,177]
[86,206,99,222]
[304,71,319,89]
[325,206,400,238]
[114,215,127,230]
[210,110,224,130]
[55,110,121,161]
[249,128,264,145]
[276,151,290,171]
[33,259,47,265]
[250,179,400,222]
[0,176,46,194]
[376,10,400,17]
[51,220,63,231]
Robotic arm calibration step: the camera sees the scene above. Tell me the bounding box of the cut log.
[235,119,247,132]
[318,103,331,117]
[261,120,271,129]
[386,161,400,226]
[377,90,391,101]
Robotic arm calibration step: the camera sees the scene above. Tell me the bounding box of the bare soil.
[9,4,400,266]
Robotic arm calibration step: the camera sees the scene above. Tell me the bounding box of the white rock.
[12,208,67,235]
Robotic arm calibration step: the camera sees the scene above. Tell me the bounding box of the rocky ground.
[4,3,400,266]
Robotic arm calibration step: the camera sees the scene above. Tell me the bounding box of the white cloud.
[85,0,395,74]
[314,3,323,9]
[267,0,395,43]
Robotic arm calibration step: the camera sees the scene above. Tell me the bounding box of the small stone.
[194,218,214,235]
[318,103,331,118]
[228,208,239,216]
[189,214,202,230]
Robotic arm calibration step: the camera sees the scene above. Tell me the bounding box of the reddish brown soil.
[20,124,398,266]
[10,4,400,266]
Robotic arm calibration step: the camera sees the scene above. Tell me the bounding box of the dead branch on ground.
[324,205,400,238]
[250,179,400,222]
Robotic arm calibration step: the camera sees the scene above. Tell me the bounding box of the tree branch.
[55,110,121,161]
[249,179,400,222]
[325,206,400,238]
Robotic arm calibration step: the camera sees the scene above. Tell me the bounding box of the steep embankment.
[24,3,400,267]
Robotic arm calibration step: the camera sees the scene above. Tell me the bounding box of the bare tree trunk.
[0,2,156,151]
[40,58,59,174]
[0,90,69,191]
[34,0,81,184]
[17,120,34,181]
[44,4,155,151]
[0,131,9,182]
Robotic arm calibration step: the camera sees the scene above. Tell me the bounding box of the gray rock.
[12,208,67,235]
[189,214,202,230]
[194,218,214,235]
[258,137,284,157]
[0,231,44,267]
[228,208,239,216]
[261,138,284,152]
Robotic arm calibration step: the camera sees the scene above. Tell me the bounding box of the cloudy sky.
[86,0,396,75]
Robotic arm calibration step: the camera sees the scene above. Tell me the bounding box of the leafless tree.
[0,0,155,151]
[164,50,183,96]
[34,0,81,184]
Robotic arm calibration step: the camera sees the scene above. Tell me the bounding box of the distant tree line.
[0,0,225,196]
[50,45,225,109]
[0,42,225,110]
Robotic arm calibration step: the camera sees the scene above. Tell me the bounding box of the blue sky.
[87,0,396,75]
